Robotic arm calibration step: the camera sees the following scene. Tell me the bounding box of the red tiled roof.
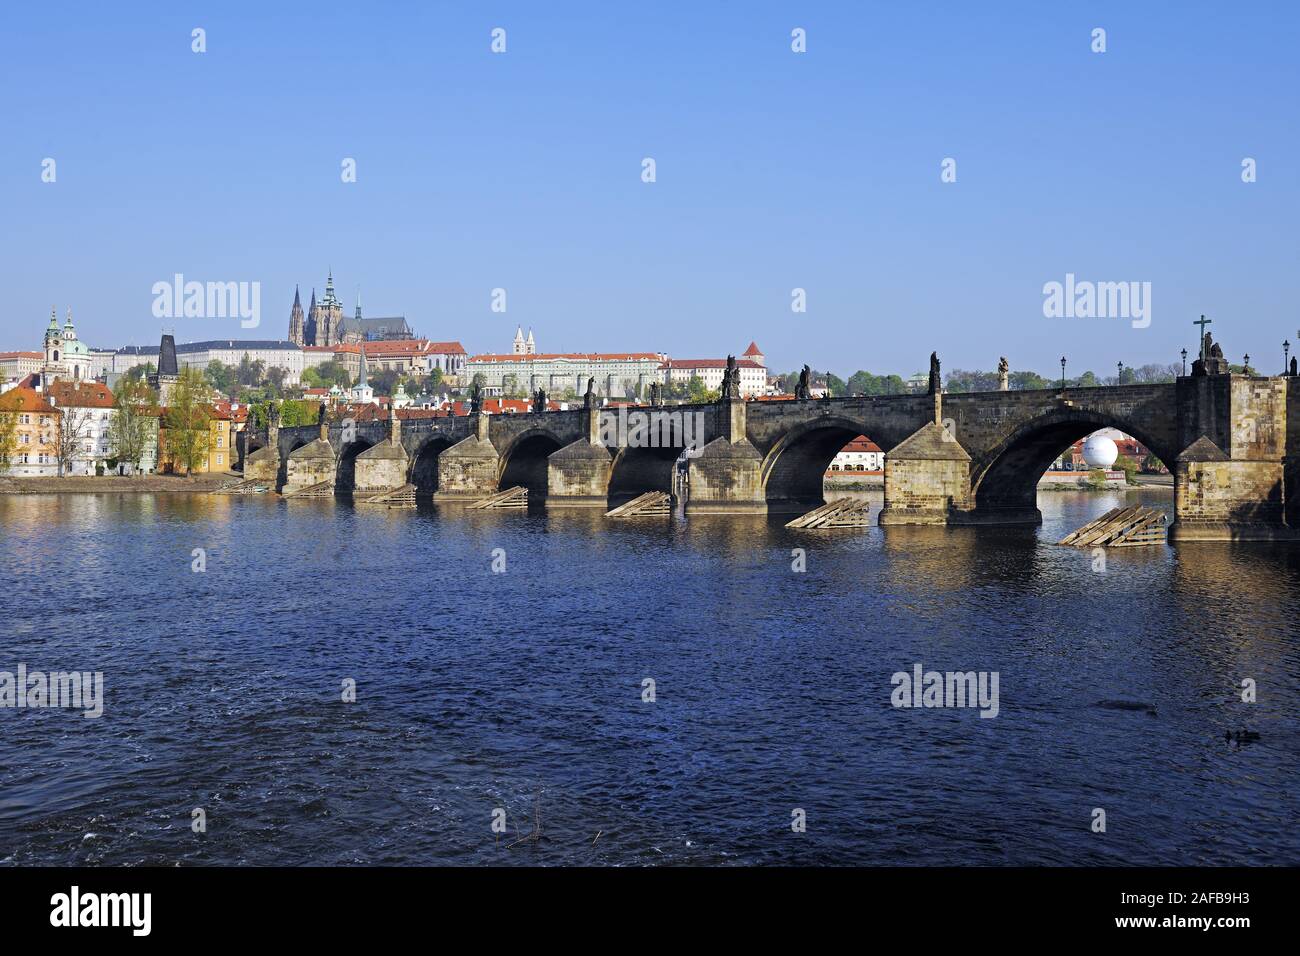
[743,342,763,356]
[660,359,763,370]
[0,351,42,360]
[0,386,57,414]
[47,380,115,409]
[841,435,882,453]
[469,353,661,363]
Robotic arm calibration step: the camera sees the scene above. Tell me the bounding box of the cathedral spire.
[357,345,368,387]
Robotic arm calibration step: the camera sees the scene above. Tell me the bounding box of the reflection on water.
[1,486,1296,866]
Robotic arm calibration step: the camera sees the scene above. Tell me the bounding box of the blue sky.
[3,1,1296,378]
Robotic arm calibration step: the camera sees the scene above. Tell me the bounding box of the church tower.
[288,286,305,345]
[305,288,318,346]
[526,328,536,355]
[313,270,345,347]
[513,326,526,355]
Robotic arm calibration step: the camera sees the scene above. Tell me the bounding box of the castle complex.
[288,272,413,347]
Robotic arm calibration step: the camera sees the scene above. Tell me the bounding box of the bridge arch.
[969,408,1177,521]
[608,445,680,503]
[410,436,456,496]
[277,436,309,490]
[498,427,565,495]
[760,415,909,514]
[335,439,375,495]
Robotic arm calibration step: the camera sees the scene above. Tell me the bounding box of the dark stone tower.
[288,286,305,346]
[304,288,318,346]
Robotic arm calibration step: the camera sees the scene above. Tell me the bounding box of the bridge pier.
[352,409,409,495]
[685,398,765,514]
[546,409,614,507]
[436,412,500,498]
[1167,375,1291,541]
[878,422,973,525]
[285,424,336,495]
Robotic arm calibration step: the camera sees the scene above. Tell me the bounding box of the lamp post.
[1181,348,1187,376]
[1285,340,1290,375]
[1117,361,1124,384]
[1244,354,1251,375]
[1060,356,1067,391]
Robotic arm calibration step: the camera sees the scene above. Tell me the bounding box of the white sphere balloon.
[1082,434,1119,469]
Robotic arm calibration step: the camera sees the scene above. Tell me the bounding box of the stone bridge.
[244,371,1300,540]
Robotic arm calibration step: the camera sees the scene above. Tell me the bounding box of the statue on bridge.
[1291,356,1297,377]
[470,380,483,414]
[317,401,327,425]
[533,387,548,413]
[584,376,596,409]
[998,356,1009,391]
[649,381,661,406]
[721,355,738,400]
[795,365,811,399]
[1192,332,1229,376]
[928,352,941,394]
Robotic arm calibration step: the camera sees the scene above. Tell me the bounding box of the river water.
[1,488,1297,866]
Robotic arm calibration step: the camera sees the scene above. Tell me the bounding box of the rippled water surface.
[2,488,1297,866]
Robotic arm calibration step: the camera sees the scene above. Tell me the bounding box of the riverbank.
[0,474,237,494]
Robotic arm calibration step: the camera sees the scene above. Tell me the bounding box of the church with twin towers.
[287,271,413,347]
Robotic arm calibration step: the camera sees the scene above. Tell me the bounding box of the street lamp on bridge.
[1117,361,1124,384]
[1060,356,1067,391]
[1285,340,1290,375]
[1181,348,1187,376]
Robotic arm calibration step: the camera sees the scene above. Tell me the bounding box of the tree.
[164,367,212,476]
[125,362,156,382]
[236,353,266,388]
[278,399,321,427]
[1009,371,1052,390]
[205,360,236,394]
[0,399,18,472]
[315,360,352,389]
[428,367,443,390]
[1114,454,1138,485]
[53,405,95,477]
[847,371,908,396]
[685,374,717,403]
[370,369,400,397]
[109,376,159,474]
[265,366,288,393]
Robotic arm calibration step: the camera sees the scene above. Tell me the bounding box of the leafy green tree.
[279,399,322,427]
[164,367,212,476]
[205,360,236,394]
[686,374,717,403]
[125,362,156,382]
[0,401,18,472]
[370,369,400,397]
[236,353,266,387]
[1114,454,1138,485]
[109,376,159,474]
